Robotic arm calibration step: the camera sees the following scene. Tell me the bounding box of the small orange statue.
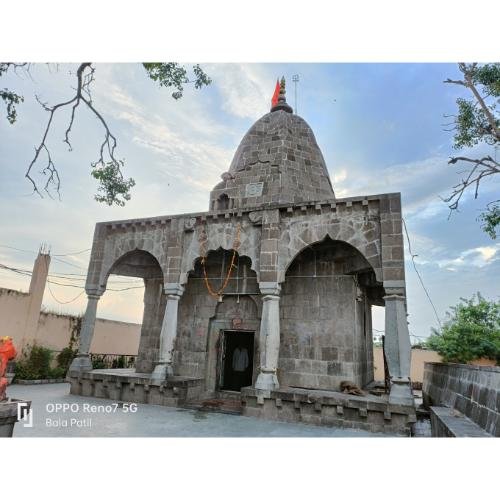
[0,336,17,401]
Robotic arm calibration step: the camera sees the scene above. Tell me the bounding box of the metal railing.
[89,353,136,369]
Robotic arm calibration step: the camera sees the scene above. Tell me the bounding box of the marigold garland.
[200,224,241,299]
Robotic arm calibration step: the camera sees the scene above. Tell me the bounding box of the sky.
[1,63,499,341]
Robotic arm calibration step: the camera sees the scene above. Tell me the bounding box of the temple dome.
[209,80,335,211]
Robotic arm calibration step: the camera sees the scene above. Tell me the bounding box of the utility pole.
[292,74,299,114]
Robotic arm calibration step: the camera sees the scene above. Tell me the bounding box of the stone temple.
[69,79,416,434]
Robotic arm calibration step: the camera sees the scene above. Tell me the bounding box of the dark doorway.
[220,330,254,391]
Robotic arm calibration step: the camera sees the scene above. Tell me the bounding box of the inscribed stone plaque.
[245,182,264,197]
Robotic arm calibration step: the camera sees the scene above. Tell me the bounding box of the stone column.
[384,293,413,404]
[151,283,184,381]
[255,283,281,392]
[69,293,100,372]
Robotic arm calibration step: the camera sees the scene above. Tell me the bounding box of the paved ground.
[8,383,395,437]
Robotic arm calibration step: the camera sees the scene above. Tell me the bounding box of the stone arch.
[174,249,260,387]
[180,222,260,285]
[102,248,164,290]
[283,236,378,282]
[279,236,380,391]
[278,221,382,283]
[185,248,259,297]
[216,193,230,210]
[96,237,167,291]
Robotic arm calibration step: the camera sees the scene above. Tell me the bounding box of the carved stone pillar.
[384,293,413,404]
[69,293,100,372]
[151,283,184,381]
[255,282,281,392]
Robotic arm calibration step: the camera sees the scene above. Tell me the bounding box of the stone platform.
[68,370,416,435]
[68,369,204,407]
[241,386,416,435]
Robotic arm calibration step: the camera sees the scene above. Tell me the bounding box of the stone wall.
[423,362,500,437]
[242,386,416,435]
[0,288,32,342]
[37,311,141,355]
[174,250,260,394]
[82,193,406,395]
[0,285,141,356]
[279,239,375,390]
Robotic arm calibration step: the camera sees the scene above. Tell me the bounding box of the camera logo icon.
[17,402,33,428]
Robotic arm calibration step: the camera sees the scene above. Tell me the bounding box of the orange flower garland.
[200,224,241,299]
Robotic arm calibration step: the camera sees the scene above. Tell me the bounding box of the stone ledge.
[98,193,401,229]
[425,362,500,374]
[423,362,500,436]
[430,406,491,437]
[67,370,204,407]
[241,386,416,435]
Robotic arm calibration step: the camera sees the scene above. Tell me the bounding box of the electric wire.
[0,244,37,254]
[0,243,91,271]
[51,256,87,270]
[51,249,91,257]
[0,263,142,284]
[47,281,86,305]
[402,217,442,329]
[0,263,144,292]
[0,243,91,257]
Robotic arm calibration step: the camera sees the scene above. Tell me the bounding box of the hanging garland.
[199,223,241,299]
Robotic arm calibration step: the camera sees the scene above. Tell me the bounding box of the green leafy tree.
[426,293,500,364]
[0,63,25,123]
[0,62,211,206]
[443,63,500,238]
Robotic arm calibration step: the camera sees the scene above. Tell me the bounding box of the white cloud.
[205,63,271,120]
[333,155,455,217]
[94,77,235,194]
[332,143,499,224]
[436,243,500,270]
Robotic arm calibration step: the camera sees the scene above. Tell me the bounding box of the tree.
[426,293,500,364]
[443,63,500,239]
[0,62,212,206]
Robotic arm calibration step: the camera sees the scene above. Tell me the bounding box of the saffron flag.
[271,79,280,107]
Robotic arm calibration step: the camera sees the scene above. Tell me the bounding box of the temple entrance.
[219,330,254,392]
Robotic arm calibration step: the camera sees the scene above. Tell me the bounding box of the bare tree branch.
[443,155,500,212]
[443,63,500,238]
[2,61,211,205]
[25,62,126,199]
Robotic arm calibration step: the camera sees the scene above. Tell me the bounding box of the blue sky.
[1,63,499,340]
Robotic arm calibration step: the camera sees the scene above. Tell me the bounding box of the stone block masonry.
[423,362,500,436]
[68,369,204,407]
[68,96,414,433]
[241,386,416,435]
[429,406,490,437]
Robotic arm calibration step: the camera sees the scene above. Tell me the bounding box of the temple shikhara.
[69,78,416,434]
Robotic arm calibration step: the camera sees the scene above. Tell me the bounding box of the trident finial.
[271,76,293,113]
